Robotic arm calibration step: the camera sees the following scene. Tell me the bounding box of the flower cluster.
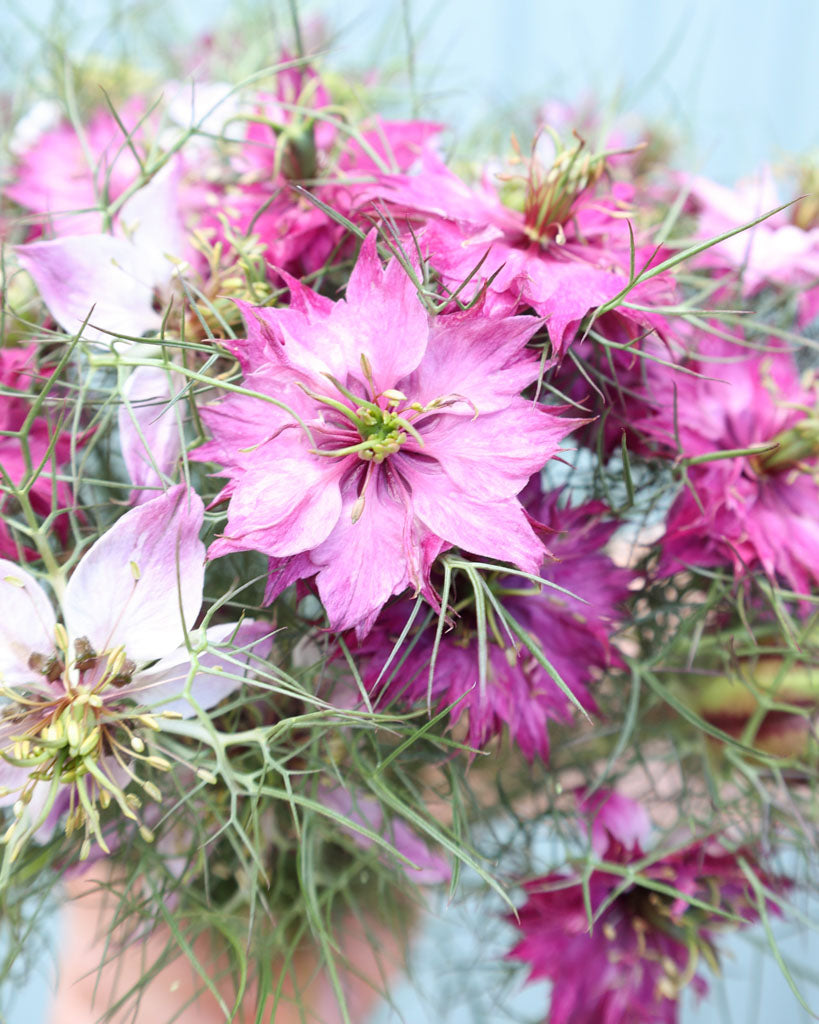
[1,25,817,1024]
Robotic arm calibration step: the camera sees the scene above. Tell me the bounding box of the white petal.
[63,486,205,664]
[0,561,56,684]
[126,620,273,717]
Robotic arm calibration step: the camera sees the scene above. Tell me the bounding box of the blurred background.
[4,0,819,1021]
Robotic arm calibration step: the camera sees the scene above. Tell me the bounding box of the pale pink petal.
[0,560,56,683]
[17,235,163,345]
[126,620,273,717]
[119,364,185,502]
[63,485,204,663]
[118,158,189,275]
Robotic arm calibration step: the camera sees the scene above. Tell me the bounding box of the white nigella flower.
[16,159,188,347]
[0,485,270,862]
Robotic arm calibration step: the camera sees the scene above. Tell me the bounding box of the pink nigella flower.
[363,136,674,361]
[0,485,270,859]
[682,169,819,326]
[507,792,783,1024]
[6,99,150,238]
[200,56,440,279]
[359,493,633,760]
[0,346,76,559]
[640,335,819,595]
[195,232,578,636]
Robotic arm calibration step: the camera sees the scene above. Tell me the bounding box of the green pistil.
[307,368,426,463]
[753,416,819,474]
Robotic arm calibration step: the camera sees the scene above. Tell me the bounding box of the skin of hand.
[51,872,411,1024]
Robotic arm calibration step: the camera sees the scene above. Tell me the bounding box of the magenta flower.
[683,169,819,326]
[201,63,440,279]
[639,335,819,595]
[196,232,578,635]
[6,99,148,237]
[0,485,270,857]
[0,346,76,559]
[363,144,675,361]
[507,792,783,1024]
[359,493,633,760]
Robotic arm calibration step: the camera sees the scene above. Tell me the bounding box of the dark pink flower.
[0,346,76,559]
[359,493,633,760]
[507,793,784,1024]
[362,143,675,361]
[639,335,819,594]
[682,170,819,324]
[195,232,578,636]
[6,99,150,237]
[196,59,440,278]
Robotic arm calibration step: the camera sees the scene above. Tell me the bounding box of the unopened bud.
[142,781,162,802]
[78,727,101,757]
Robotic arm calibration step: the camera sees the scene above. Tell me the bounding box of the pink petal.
[119,364,185,503]
[407,462,546,574]
[63,485,205,664]
[419,402,577,499]
[403,309,542,413]
[0,560,56,683]
[340,230,429,391]
[210,457,344,559]
[313,483,412,636]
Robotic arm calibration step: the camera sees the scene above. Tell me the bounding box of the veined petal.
[211,457,344,559]
[408,463,546,574]
[119,364,185,503]
[418,402,578,499]
[340,231,429,391]
[17,235,163,345]
[63,485,205,664]
[403,309,542,413]
[313,481,412,636]
[126,620,273,717]
[0,561,56,684]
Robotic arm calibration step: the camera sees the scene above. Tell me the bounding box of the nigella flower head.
[358,492,633,760]
[195,231,579,636]
[0,486,270,862]
[362,132,675,362]
[639,334,819,595]
[507,791,784,1024]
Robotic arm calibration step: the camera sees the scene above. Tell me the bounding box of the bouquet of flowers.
[1,8,818,1022]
